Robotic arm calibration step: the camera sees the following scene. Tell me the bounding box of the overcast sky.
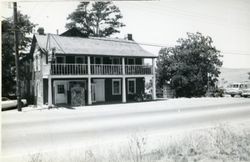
[1,0,250,68]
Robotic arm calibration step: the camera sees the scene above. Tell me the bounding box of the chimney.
[37,27,45,35]
[127,34,133,41]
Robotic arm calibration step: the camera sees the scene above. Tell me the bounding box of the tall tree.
[157,32,223,97]
[66,1,125,37]
[2,12,36,97]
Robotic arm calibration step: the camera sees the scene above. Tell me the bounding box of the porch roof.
[34,34,157,58]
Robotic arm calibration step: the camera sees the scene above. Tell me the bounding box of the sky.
[1,0,250,68]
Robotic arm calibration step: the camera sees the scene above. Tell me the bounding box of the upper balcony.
[51,63,153,75]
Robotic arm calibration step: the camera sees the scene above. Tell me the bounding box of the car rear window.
[232,84,239,88]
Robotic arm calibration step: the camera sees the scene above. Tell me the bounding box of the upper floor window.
[75,56,85,64]
[35,56,38,71]
[35,55,41,71]
[111,57,121,64]
[127,58,135,65]
[37,56,41,71]
[56,56,65,64]
[95,57,102,64]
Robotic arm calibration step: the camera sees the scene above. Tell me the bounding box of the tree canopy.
[2,12,36,96]
[157,32,223,97]
[66,2,125,37]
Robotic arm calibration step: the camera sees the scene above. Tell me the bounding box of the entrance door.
[93,79,105,102]
[54,82,68,104]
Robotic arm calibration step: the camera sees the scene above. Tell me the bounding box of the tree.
[66,1,125,37]
[157,32,223,97]
[2,12,36,97]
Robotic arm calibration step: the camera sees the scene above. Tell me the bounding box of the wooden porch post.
[87,56,92,105]
[122,57,126,103]
[152,58,156,100]
[48,74,52,108]
[48,50,52,108]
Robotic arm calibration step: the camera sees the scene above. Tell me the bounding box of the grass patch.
[26,123,250,162]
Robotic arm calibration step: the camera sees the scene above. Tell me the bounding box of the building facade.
[30,31,157,107]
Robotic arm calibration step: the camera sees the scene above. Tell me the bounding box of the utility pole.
[13,2,22,111]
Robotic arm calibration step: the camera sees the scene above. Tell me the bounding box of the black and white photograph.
[1,0,250,161]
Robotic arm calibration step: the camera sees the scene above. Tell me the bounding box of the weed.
[26,123,250,162]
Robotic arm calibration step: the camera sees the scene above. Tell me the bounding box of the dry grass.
[26,123,250,162]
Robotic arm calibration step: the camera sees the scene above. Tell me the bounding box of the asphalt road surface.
[2,98,250,159]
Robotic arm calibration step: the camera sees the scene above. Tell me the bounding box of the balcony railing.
[91,64,123,75]
[51,64,152,75]
[51,64,88,75]
[125,65,152,75]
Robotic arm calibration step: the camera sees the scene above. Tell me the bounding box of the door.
[93,79,105,102]
[54,81,68,104]
[91,84,96,103]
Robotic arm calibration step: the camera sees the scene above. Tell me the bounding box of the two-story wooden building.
[30,30,157,107]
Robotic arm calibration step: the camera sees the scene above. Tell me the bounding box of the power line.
[46,33,250,56]
[122,1,250,31]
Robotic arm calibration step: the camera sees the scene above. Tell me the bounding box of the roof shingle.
[34,34,157,58]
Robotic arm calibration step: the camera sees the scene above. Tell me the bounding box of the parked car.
[1,97,27,110]
[224,82,247,97]
[208,88,225,97]
[241,82,250,98]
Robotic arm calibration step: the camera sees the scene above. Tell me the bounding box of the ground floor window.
[112,79,121,95]
[128,79,136,94]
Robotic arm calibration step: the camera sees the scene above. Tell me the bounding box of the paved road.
[2,98,250,158]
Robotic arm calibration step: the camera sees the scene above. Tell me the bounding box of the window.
[95,57,102,64]
[112,57,121,64]
[57,85,65,94]
[233,84,239,88]
[35,56,38,71]
[75,56,85,64]
[127,58,135,65]
[37,56,41,71]
[56,56,65,64]
[128,79,136,94]
[112,79,121,95]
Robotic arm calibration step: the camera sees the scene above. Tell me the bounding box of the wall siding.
[44,77,145,105]
[105,78,122,102]
[51,78,88,105]
[104,77,145,102]
[126,77,145,101]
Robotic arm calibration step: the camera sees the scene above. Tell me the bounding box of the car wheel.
[231,94,235,97]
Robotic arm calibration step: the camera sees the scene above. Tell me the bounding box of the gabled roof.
[33,34,157,58]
